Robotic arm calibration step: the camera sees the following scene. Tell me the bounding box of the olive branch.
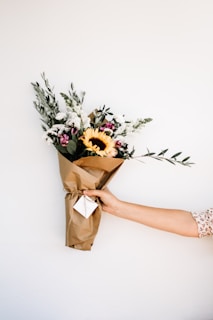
[134,149,194,166]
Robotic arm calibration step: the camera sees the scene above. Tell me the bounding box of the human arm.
[83,189,199,238]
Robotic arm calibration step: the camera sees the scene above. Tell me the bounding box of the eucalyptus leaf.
[67,140,77,155]
[171,152,182,159]
[158,149,168,156]
[32,74,194,166]
[165,158,176,165]
[71,134,78,143]
[182,156,190,162]
[56,144,67,154]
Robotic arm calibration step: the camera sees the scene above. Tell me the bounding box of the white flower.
[114,114,125,124]
[46,124,67,136]
[55,112,66,120]
[46,136,54,145]
[125,122,134,134]
[66,112,81,129]
[80,112,90,128]
[42,132,54,144]
[53,123,66,131]
[113,124,127,136]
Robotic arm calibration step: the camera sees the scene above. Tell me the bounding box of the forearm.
[83,189,199,237]
[111,201,199,237]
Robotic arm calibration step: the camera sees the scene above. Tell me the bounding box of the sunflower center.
[89,138,106,150]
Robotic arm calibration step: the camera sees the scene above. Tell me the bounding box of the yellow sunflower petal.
[80,128,115,157]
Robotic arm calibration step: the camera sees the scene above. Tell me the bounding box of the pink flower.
[115,140,122,148]
[59,134,69,146]
[100,122,115,131]
[71,127,78,135]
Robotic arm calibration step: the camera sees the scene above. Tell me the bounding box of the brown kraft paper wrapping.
[58,152,124,251]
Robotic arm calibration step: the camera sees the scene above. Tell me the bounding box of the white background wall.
[1,0,213,319]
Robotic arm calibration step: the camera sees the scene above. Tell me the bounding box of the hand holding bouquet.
[32,73,192,250]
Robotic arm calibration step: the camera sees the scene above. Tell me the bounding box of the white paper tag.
[73,195,98,219]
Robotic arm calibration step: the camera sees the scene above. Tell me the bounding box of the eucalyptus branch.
[134,149,194,167]
[60,82,85,107]
[132,117,153,129]
[32,73,194,166]
[31,72,59,129]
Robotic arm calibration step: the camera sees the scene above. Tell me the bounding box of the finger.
[83,189,103,197]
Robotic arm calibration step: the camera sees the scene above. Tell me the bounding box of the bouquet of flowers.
[31,73,192,250]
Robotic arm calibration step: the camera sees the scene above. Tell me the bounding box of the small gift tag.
[73,195,98,219]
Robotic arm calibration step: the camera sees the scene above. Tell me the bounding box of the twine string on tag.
[83,195,87,216]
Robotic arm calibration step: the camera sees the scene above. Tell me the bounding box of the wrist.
[111,200,125,217]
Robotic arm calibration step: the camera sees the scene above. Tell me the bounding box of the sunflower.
[80,128,116,157]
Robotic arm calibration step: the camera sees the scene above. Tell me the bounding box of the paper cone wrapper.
[58,153,124,250]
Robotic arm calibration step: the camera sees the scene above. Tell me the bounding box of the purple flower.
[59,134,69,146]
[100,122,115,131]
[115,140,122,148]
[71,127,78,135]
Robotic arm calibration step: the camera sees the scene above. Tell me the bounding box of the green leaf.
[171,152,182,159]
[145,152,156,156]
[158,149,168,156]
[56,144,67,154]
[182,156,190,162]
[71,134,78,143]
[67,140,77,155]
[165,158,176,165]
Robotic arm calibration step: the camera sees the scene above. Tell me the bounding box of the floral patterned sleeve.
[191,208,213,238]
